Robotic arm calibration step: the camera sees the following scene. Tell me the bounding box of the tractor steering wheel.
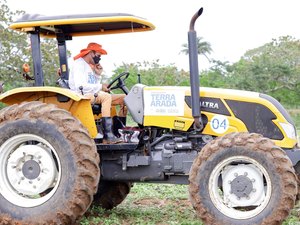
[107,72,130,94]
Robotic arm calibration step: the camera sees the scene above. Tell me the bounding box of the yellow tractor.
[0,7,299,225]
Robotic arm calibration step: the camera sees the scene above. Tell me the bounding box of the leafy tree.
[228,36,300,105]
[0,0,60,91]
[200,60,231,88]
[180,36,212,61]
[112,60,190,90]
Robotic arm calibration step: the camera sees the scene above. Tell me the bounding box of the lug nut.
[234,173,238,177]
[253,188,256,193]
[244,172,248,176]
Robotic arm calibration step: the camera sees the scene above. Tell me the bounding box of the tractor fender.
[0,86,98,138]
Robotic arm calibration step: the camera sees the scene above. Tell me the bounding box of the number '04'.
[212,118,226,130]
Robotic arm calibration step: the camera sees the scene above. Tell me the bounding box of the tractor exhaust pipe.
[188,7,203,130]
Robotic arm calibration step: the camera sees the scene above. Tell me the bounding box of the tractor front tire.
[92,180,132,209]
[189,132,297,225]
[0,102,100,224]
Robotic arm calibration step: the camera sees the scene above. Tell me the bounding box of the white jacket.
[69,58,102,94]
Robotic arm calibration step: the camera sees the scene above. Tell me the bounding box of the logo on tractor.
[144,90,185,116]
[200,101,219,109]
[150,93,176,107]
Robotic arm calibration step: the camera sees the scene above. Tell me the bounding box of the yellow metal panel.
[69,100,98,138]
[202,112,246,135]
[10,15,155,37]
[143,86,297,149]
[144,116,194,131]
[10,16,154,29]
[0,86,83,104]
[0,87,97,138]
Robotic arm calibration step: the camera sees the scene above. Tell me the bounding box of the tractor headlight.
[279,122,297,140]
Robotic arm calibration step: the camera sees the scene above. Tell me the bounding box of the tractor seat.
[57,78,102,115]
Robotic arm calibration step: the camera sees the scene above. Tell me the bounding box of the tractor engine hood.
[124,84,298,149]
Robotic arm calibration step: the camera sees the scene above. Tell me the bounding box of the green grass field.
[81,184,200,225]
[81,112,300,225]
[81,183,300,225]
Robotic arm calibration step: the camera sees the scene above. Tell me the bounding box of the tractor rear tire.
[0,102,100,225]
[189,132,297,225]
[92,180,131,209]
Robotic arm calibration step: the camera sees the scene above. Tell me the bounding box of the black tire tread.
[93,181,131,210]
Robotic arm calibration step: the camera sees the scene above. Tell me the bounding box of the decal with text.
[144,90,185,116]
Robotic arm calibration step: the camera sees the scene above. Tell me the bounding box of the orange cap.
[73,42,107,60]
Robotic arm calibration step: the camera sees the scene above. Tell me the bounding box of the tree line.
[1,0,299,107]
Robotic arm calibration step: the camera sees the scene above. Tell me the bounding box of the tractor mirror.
[22,63,34,81]
[22,63,30,73]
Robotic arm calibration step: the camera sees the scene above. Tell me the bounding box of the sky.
[7,0,300,76]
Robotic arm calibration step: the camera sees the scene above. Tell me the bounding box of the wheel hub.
[230,175,253,198]
[0,134,62,208]
[6,144,58,196]
[22,160,41,180]
[222,164,265,207]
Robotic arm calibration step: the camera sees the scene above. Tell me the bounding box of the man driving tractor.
[69,42,127,144]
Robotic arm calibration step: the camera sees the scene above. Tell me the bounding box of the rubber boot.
[102,117,123,144]
[113,116,127,137]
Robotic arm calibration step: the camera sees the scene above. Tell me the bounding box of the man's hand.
[89,63,103,75]
[101,83,110,92]
[94,63,103,75]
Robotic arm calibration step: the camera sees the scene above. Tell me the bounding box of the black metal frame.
[29,30,44,86]
[56,33,71,81]
[29,29,71,86]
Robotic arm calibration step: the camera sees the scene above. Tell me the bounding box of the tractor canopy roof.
[10,13,155,38]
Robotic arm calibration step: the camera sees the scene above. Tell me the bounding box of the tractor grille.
[225,100,284,140]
